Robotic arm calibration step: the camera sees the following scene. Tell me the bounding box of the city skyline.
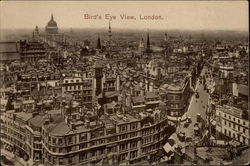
[1,1,248,31]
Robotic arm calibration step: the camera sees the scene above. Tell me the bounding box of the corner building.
[41,109,174,165]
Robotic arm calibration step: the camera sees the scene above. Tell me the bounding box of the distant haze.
[1,1,248,31]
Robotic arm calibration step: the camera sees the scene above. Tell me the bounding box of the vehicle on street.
[196,91,199,98]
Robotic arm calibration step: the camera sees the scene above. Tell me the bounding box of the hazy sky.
[1,1,248,31]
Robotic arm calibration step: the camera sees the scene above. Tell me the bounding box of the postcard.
[0,1,249,166]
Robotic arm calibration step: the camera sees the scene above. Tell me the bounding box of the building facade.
[19,40,47,62]
[41,111,174,166]
[1,111,33,160]
[215,104,249,145]
[162,75,191,117]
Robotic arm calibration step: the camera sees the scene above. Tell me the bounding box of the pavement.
[203,67,215,94]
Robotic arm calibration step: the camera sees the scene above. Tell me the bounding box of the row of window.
[65,85,92,91]
[7,128,25,140]
[119,152,128,162]
[64,79,81,83]
[47,144,77,153]
[169,111,181,116]
[142,136,154,145]
[119,141,138,151]
[90,139,105,146]
[45,134,78,146]
[105,82,115,88]
[119,132,138,141]
[224,120,247,134]
[170,103,180,108]
[142,128,156,136]
[119,123,138,132]
[168,95,181,100]
[224,128,247,144]
[6,135,25,149]
[142,144,158,154]
[48,136,64,145]
[223,113,246,126]
[47,143,86,153]
[6,121,26,133]
[91,129,105,138]
[34,143,42,149]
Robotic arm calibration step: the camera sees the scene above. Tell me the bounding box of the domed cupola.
[45,13,58,34]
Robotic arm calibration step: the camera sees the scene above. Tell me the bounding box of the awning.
[163,136,176,154]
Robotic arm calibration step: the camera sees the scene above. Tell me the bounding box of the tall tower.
[145,30,152,54]
[108,21,112,51]
[35,26,39,35]
[94,60,103,97]
[164,31,168,41]
[146,30,150,50]
[97,33,102,50]
[33,26,39,41]
[138,37,144,55]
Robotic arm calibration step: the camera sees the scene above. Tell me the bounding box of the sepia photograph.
[0,1,249,166]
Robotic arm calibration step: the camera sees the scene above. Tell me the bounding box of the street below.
[177,66,211,139]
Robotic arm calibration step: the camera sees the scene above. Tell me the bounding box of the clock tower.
[94,60,103,97]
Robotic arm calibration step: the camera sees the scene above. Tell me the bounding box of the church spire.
[51,13,54,20]
[97,33,102,49]
[146,30,150,49]
[164,31,168,41]
[108,21,112,51]
[108,21,111,33]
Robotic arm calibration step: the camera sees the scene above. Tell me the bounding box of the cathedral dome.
[46,14,58,34]
[47,14,57,27]
[47,19,57,27]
